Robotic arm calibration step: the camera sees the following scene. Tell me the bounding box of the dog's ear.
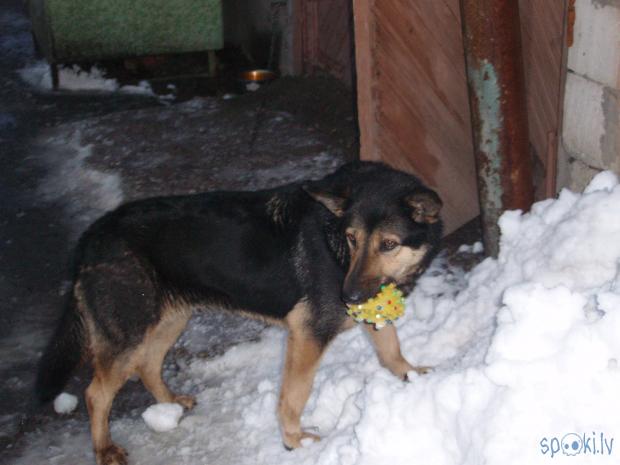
[404,190,442,224]
[303,186,349,217]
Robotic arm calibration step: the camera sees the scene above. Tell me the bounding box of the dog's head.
[305,162,442,304]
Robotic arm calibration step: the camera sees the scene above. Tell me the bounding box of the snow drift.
[16,172,620,465]
[18,61,155,95]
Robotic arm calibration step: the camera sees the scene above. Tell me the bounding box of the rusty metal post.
[460,0,534,257]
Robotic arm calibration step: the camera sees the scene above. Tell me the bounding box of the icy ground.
[12,174,620,464]
[29,96,345,237]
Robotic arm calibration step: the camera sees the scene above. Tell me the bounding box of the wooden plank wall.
[520,0,569,197]
[352,0,568,234]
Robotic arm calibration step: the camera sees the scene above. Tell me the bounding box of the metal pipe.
[460,0,534,257]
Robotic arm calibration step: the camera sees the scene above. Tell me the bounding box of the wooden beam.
[352,0,380,161]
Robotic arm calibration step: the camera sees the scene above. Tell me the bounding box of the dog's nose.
[342,289,365,305]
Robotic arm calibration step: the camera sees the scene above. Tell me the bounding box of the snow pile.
[15,172,620,465]
[53,393,78,414]
[350,170,620,465]
[142,404,184,433]
[18,61,155,95]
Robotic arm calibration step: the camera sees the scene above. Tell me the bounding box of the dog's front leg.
[278,332,324,449]
[365,324,430,380]
[279,305,325,450]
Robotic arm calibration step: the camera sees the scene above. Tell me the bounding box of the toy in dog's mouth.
[346,283,405,330]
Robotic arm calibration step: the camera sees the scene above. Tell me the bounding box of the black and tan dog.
[36,161,442,465]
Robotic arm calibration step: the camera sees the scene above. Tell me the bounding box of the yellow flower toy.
[346,283,406,330]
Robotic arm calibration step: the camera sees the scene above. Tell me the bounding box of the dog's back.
[37,186,316,393]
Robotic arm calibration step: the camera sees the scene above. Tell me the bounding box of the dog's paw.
[283,431,321,450]
[97,443,128,465]
[411,365,433,375]
[404,366,433,381]
[174,394,196,410]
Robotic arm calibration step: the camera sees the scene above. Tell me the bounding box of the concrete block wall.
[559,0,620,192]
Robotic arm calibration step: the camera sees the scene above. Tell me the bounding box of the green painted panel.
[33,0,222,62]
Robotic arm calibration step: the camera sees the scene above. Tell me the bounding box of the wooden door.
[353,0,477,234]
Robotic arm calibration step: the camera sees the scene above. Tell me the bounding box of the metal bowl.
[239,69,277,83]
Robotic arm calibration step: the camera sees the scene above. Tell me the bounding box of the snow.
[457,241,483,254]
[34,130,124,236]
[53,393,78,414]
[142,404,184,433]
[14,172,620,464]
[18,61,156,96]
[245,82,261,92]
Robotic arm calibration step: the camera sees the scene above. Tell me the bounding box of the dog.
[36,161,442,465]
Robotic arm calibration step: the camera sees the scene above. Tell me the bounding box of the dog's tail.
[35,293,85,404]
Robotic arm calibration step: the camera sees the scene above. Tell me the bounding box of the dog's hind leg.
[77,253,170,465]
[138,309,195,409]
[365,324,430,380]
[278,301,325,450]
[86,360,132,465]
[85,310,193,465]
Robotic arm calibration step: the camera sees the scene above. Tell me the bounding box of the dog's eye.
[380,239,399,252]
[346,233,357,248]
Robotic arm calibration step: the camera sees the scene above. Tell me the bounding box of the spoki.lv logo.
[540,432,614,458]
